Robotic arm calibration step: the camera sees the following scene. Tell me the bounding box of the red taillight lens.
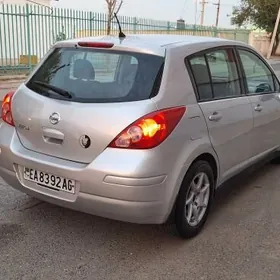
[1,91,15,126]
[77,42,114,48]
[108,106,186,149]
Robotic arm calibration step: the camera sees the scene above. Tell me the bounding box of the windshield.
[26,47,164,103]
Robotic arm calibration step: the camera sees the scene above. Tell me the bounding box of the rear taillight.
[1,91,15,126]
[108,106,186,149]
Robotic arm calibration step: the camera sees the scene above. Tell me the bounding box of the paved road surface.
[271,62,280,72]
[1,63,280,280]
[1,162,280,280]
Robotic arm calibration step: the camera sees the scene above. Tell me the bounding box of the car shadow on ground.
[210,158,276,217]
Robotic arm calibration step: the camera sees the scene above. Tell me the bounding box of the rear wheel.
[175,160,215,238]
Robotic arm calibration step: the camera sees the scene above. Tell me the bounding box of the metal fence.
[0,3,251,75]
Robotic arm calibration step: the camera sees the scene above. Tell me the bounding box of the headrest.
[73,59,95,80]
[191,64,210,83]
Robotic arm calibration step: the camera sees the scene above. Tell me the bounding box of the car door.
[188,47,254,179]
[237,48,280,157]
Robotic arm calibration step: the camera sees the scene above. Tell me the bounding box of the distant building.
[176,19,186,30]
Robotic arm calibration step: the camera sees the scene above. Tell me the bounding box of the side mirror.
[207,54,217,62]
[256,83,272,93]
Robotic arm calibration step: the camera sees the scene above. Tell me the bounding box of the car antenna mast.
[114,13,126,39]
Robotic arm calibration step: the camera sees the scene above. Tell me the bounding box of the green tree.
[232,0,280,54]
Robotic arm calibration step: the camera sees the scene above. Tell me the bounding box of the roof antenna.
[114,13,126,39]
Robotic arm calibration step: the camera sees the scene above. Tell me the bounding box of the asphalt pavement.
[1,63,280,280]
[1,162,280,280]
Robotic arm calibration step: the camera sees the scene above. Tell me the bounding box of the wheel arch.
[165,151,219,224]
[191,153,218,184]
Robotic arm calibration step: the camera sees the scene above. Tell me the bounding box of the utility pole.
[200,0,208,26]
[213,0,221,28]
[194,0,198,26]
[267,5,280,59]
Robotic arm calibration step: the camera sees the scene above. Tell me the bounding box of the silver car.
[1,34,280,238]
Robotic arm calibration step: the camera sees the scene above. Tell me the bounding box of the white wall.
[0,0,51,6]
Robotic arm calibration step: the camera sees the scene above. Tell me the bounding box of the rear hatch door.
[11,45,164,163]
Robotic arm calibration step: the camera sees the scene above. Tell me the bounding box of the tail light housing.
[108,106,186,149]
[1,91,15,126]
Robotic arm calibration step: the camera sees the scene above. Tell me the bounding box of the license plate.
[23,167,76,194]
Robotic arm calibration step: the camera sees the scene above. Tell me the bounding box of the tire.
[175,160,215,239]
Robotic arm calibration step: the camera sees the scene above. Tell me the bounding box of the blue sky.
[54,0,238,28]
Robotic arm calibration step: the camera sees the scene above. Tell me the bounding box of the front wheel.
[175,160,215,239]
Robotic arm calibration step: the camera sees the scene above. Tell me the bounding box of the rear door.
[188,47,254,178]
[236,48,280,156]
[11,46,164,163]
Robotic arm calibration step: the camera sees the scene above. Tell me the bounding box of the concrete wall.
[249,32,280,56]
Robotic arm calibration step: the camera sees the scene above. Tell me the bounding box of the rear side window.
[26,48,164,103]
[189,55,212,101]
[188,48,242,101]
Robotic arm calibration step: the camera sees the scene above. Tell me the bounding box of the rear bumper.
[0,166,164,223]
[0,121,169,224]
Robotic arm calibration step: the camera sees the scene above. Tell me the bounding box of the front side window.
[275,76,280,92]
[238,49,275,94]
[26,47,164,103]
[206,49,241,98]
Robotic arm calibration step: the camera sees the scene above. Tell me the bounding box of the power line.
[200,0,229,27]
[179,0,188,19]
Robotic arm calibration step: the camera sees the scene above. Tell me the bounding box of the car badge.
[80,135,91,149]
[49,112,61,125]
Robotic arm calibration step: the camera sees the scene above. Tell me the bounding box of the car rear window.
[26,47,164,103]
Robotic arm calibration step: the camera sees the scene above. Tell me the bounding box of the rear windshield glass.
[26,47,164,103]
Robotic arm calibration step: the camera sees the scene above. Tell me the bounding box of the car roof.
[56,34,246,56]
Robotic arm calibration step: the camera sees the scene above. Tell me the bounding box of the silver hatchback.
[1,34,280,238]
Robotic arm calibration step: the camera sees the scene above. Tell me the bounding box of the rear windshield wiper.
[32,81,72,99]
[50,63,70,74]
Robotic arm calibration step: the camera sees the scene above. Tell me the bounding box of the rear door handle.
[254,104,263,112]
[208,112,222,121]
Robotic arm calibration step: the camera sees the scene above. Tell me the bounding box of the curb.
[268,61,280,65]
[0,75,28,81]
[0,82,24,90]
